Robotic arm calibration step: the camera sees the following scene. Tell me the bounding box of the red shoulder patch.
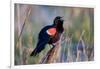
[47,28,56,36]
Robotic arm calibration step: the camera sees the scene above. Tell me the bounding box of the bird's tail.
[30,49,38,56]
[30,39,48,56]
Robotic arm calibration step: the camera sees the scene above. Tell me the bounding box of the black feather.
[30,16,64,56]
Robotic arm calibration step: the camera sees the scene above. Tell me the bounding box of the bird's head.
[53,16,64,26]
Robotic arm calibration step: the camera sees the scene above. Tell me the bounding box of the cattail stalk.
[40,35,62,63]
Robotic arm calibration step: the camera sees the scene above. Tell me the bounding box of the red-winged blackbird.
[30,16,64,56]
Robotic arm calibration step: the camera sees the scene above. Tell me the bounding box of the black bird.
[30,16,64,56]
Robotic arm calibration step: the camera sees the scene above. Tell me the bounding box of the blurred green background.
[14,4,94,65]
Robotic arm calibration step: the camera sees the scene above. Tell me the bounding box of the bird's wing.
[46,28,56,36]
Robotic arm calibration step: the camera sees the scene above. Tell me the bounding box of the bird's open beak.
[61,16,64,21]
